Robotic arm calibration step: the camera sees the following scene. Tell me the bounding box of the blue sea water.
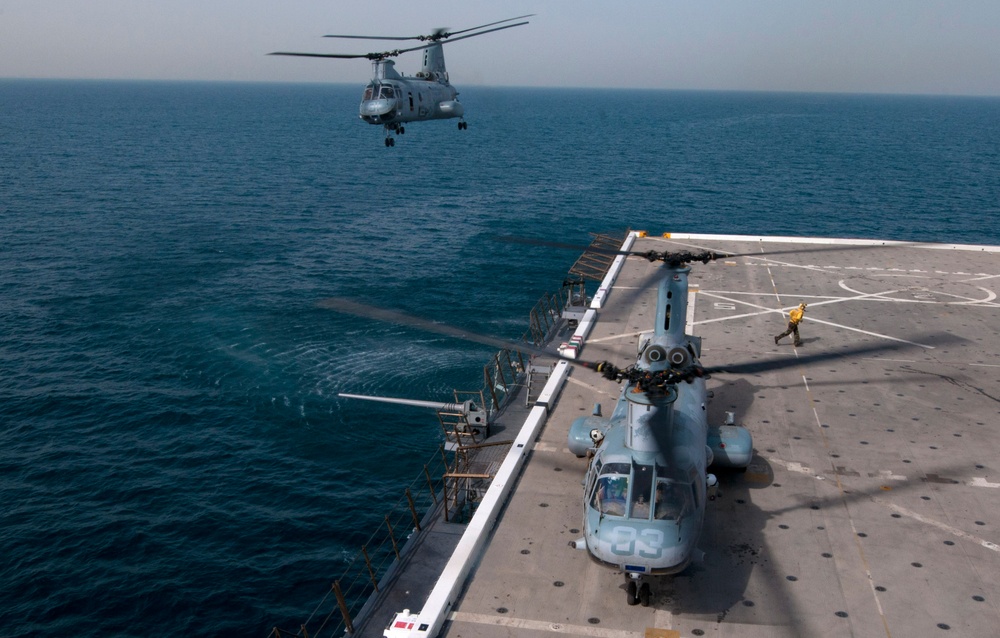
[2,79,999,637]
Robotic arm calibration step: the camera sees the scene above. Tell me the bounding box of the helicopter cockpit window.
[629,463,654,520]
[379,85,396,99]
[591,474,628,517]
[654,479,694,521]
[601,463,630,476]
[363,84,376,101]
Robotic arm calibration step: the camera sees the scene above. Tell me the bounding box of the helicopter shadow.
[650,369,981,630]
[645,460,775,618]
[655,458,774,616]
[654,455,982,635]
[634,377,773,616]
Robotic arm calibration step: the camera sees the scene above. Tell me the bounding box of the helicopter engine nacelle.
[707,425,753,469]
[437,100,464,118]
[568,416,610,457]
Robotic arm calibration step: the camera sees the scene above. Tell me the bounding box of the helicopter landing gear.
[383,124,403,147]
[625,574,651,607]
[458,120,468,130]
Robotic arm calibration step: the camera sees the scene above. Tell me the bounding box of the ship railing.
[523,291,562,346]
[268,445,450,638]
[442,439,514,523]
[481,348,527,418]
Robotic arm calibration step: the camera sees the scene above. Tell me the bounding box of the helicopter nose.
[360,98,397,118]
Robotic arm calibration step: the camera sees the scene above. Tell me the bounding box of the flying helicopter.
[321,240,909,609]
[269,15,532,146]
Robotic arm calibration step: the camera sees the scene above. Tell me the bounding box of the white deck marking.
[962,273,1000,283]
[564,375,620,399]
[694,289,938,348]
[875,470,907,481]
[586,331,645,344]
[449,611,640,637]
[653,608,673,630]
[697,285,905,320]
[532,442,564,453]
[769,457,817,477]
[871,498,1000,553]
[806,317,937,348]
[837,280,997,305]
[969,477,1000,488]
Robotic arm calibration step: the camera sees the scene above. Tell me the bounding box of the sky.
[2,0,1000,96]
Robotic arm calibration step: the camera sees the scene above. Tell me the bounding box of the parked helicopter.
[565,249,750,607]
[269,15,532,146]
[321,242,908,607]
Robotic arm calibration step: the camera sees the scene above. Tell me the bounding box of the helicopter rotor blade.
[495,235,915,263]
[433,14,535,39]
[318,297,599,368]
[281,20,530,63]
[323,34,417,42]
[701,333,964,376]
[388,21,531,56]
[318,298,956,396]
[323,15,534,42]
[268,51,393,60]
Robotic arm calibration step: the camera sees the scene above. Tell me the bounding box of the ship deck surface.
[434,235,1000,638]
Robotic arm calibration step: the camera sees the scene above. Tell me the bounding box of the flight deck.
[365,234,1000,638]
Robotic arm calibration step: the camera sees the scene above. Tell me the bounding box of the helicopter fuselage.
[582,379,708,575]
[568,263,753,595]
[359,76,462,126]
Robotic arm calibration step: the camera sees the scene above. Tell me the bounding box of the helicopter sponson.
[570,415,752,469]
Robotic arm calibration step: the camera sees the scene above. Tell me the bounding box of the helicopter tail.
[421,43,448,82]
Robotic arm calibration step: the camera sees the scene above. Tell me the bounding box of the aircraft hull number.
[610,526,664,559]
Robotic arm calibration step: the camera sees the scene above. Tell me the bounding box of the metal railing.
[268,446,450,638]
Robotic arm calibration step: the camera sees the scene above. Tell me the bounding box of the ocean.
[2,79,999,637]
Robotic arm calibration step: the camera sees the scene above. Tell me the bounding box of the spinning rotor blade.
[392,21,531,52]
[323,34,417,42]
[496,235,913,264]
[430,14,535,40]
[323,14,534,42]
[275,20,530,63]
[318,298,592,367]
[319,298,948,397]
[701,334,963,376]
[268,51,393,60]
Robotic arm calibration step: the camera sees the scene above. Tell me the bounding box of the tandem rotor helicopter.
[270,15,532,146]
[322,239,901,607]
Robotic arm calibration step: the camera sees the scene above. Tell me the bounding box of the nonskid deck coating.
[437,235,1000,638]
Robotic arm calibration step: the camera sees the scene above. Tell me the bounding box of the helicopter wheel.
[626,580,639,606]
[384,137,395,147]
[458,121,467,130]
[398,126,405,134]
[639,582,651,607]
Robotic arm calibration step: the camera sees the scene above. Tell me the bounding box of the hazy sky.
[3,1,999,95]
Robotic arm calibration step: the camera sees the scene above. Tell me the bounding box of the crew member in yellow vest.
[775,303,807,346]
